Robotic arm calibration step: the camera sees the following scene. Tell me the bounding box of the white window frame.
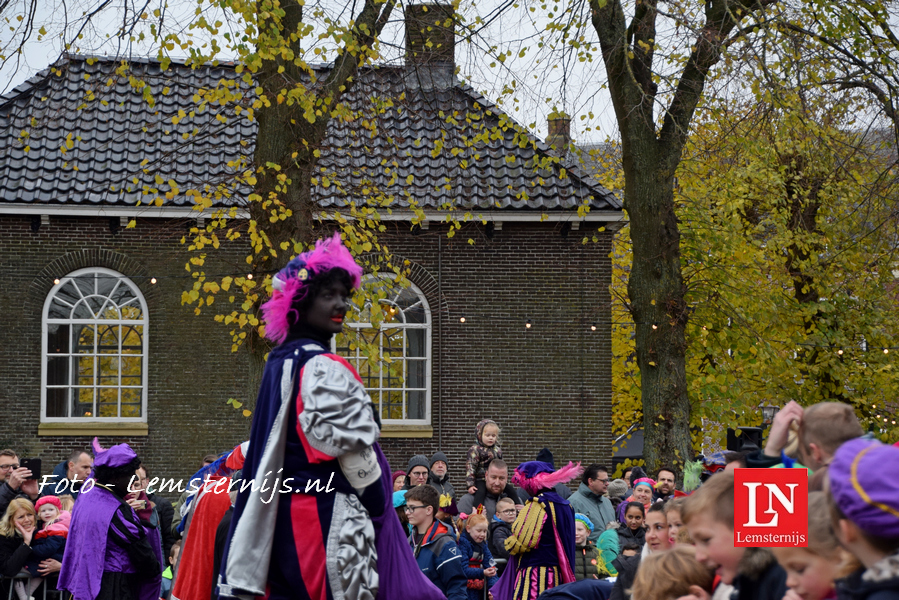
[41,267,149,423]
[333,276,432,426]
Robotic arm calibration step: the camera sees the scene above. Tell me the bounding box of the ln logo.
[734,469,808,547]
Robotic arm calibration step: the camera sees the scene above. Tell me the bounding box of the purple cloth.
[91,438,138,469]
[58,484,161,600]
[829,438,899,538]
[372,444,446,599]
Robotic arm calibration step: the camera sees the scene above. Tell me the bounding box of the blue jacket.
[410,521,467,600]
[457,530,499,600]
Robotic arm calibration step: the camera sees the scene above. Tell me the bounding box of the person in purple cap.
[218,233,444,600]
[492,460,582,600]
[58,438,161,600]
[828,438,899,600]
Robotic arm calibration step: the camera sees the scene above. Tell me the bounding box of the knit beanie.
[607,479,628,499]
[392,470,405,485]
[574,513,594,533]
[35,496,62,512]
[407,454,430,474]
[430,451,449,469]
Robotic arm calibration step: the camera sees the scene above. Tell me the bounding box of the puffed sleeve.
[504,499,547,555]
[299,355,380,458]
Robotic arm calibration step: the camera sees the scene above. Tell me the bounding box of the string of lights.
[37,274,899,355]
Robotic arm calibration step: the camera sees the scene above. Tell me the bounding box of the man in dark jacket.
[41,450,92,498]
[428,451,455,500]
[406,485,466,600]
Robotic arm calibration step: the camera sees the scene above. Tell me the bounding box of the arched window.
[334,277,431,425]
[42,268,148,421]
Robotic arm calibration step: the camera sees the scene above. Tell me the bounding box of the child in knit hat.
[828,438,899,599]
[573,513,608,580]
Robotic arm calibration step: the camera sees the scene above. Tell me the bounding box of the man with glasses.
[405,485,466,600]
[569,464,615,543]
[0,449,40,517]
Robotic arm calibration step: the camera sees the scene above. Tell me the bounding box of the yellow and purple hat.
[829,438,899,538]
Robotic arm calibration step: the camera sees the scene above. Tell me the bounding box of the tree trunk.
[624,145,693,474]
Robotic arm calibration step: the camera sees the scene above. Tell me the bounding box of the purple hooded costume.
[57,440,162,600]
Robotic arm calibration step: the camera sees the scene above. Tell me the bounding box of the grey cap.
[607,479,628,499]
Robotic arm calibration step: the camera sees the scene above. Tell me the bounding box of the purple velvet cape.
[57,483,162,600]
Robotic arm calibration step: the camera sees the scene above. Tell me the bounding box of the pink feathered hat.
[261,233,363,344]
[512,461,583,496]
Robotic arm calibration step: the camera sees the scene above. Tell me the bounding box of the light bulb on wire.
[459,316,466,323]
[525,319,532,329]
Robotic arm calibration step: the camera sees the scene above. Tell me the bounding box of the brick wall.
[0,214,251,491]
[0,213,614,496]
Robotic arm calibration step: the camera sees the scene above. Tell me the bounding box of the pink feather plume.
[513,461,584,496]
[261,232,363,344]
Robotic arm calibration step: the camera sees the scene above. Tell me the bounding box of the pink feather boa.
[513,462,583,496]
[262,232,363,344]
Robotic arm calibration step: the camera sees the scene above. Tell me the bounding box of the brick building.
[0,7,622,491]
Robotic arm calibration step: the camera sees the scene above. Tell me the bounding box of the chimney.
[405,4,456,90]
[547,111,572,156]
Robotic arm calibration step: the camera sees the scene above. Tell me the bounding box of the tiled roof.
[0,55,620,213]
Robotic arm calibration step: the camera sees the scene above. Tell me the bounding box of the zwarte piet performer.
[218,233,443,600]
[58,439,161,600]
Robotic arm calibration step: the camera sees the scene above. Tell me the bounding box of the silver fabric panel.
[299,355,380,457]
[223,356,296,596]
[326,492,378,600]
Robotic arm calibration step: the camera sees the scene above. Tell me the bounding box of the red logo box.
[733,468,808,547]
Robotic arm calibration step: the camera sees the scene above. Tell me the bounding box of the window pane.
[54,281,80,309]
[408,359,426,388]
[408,390,426,420]
[86,295,106,316]
[386,391,404,420]
[96,274,117,299]
[122,326,143,353]
[46,388,68,417]
[47,357,69,386]
[121,356,142,386]
[98,387,119,417]
[99,356,119,386]
[98,325,120,353]
[407,329,426,358]
[48,298,72,320]
[73,388,94,417]
[46,324,70,354]
[73,324,96,351]
[74,275,94,298]
[121,388,141,417]
[76,356,94,386]
[72,300,94,320]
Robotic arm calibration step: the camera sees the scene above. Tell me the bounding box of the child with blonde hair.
[772,493,841,600]
[630,546,714,600]
[457,513,498,600]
